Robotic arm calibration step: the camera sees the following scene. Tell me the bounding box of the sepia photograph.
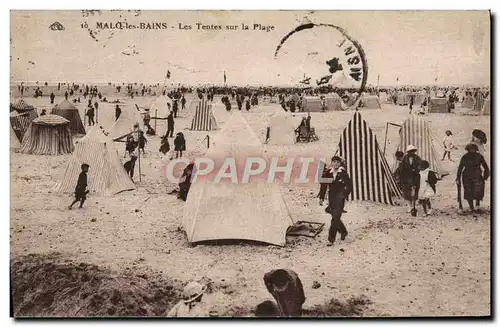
[9,9,491,318]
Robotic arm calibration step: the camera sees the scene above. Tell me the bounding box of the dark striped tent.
[337,111,402,205]
[191,98,217,131]
[20,114,74,155]
[10,99,38,121]
[52,100,86,135]
[10,110,31,141]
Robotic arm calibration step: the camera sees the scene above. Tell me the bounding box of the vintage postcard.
[10,10,491,318]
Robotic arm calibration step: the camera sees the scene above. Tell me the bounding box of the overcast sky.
[10,10,490,86]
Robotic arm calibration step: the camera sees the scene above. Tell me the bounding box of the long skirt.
[463,177,485,201]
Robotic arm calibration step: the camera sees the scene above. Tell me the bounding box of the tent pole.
[155,109,158,133]
[207,135,210,149]
[383,122,389,155]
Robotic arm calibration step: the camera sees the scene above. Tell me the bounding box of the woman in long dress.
[456,143,490,212]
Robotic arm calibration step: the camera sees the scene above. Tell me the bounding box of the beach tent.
[302,96,323,112]
[395,115,447,177]
[10,99,38,121]
[325,94,344,111]
[267,108,298,145]
[20,114,74,155]
[360,95,381,109]
[10,125,21,150]
[428,97,448,113]
[190,98,218,131]
[378,92,389,103]
[183,111,294,246]
[56,126,135,196]
[10,110,31,141]
[107,105,143,140]
[462,95,474,109]
[397,92,408,105]
[52,99,86,135]
[150,95,170,118]
[335,111,402,205]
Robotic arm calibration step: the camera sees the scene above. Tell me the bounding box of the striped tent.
[52,100,86,135]
[10,99,38,121]
[336,112,402,205]
[10,124,21,150]
[191,98,217,131]
[56,126,135,196]
[10,110,31,141]
[396,115,447,177]
[20,114,74,155]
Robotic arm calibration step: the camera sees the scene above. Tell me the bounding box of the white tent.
[150,96,170,118]
[183,111,294,246]
[56,126,135,196]
[107,105,143,140]
[267,108,299,145]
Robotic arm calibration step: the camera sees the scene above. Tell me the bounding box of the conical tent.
[267,108,298,145]
[336,111,402,205]
[56,126,135,196]
[10,110,31,141]
[183,111,294,246]
[360,95,381,109]
[52,100,86,135]
[20,115,74,155]
[396,115,448,177]
[107,105,143,140]
[10,99,38,121]
[150,96,170,118]
[10,125,21,150]
[190,98,218,131]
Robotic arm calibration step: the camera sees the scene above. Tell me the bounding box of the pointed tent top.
[11,99,35,111]
[80,125,112,144]
[54,99,78,111]
[210,111,261,149]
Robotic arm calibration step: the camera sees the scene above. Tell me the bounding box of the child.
[68,163,89,210]
[418,160,437,216]
[125,135,136,157]
[174,132,186,159]
[159,135,171,156]
[124,156,138,182]
[442,130,454,161]
[138,131,147,155]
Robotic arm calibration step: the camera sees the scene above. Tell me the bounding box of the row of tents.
[183,110,448,246]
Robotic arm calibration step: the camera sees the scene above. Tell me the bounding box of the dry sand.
[10,91,491,317]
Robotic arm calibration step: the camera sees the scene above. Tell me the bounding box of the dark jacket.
[76,171,88,193]
[327,167,353,208]
[167,113,174,127]
[399,154,422,185]
[174,136,186,151]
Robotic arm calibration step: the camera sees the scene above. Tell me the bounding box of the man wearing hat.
[167,281,208,317]
[68,163,89,210]
[326,156,352,246]
[398,145,422,212]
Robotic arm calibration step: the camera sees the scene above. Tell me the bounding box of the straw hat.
[406,145,417,153]
[182,281,207,304]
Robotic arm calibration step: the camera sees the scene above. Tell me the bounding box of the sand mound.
[11,253,182,317]
[303,295,373,317]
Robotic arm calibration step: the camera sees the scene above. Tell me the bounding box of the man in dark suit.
[326,156,352,246]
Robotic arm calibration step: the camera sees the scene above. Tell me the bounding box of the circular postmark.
[274,23,368,103]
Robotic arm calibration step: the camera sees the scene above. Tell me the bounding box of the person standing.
[326,156,352,246]
[68,164,89,210]
[174,132,186,159]
[115,105,122,121]
[237,95,243,110]
[166,111,175,138]
[50,92,55,104]
[456,143,490,212]
[137,130,147,155]
[246,98,251,111]
[159,135,171,156]
[86,106,95,126]
[317,161,333,206]
[181,95,186,110]
[418,160,437,216]
[124,155,138,182]
[442,130,454,161]
[398,145,422,213]
[173,99,179,118]
[64,91,68,100]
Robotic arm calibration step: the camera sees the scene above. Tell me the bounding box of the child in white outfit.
[418,160,437,216]
[442,130,454,161]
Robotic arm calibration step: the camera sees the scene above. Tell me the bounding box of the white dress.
[419,169,435,199]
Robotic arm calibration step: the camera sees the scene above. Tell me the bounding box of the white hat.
[182,281,207,304]
[406,145,417,152]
